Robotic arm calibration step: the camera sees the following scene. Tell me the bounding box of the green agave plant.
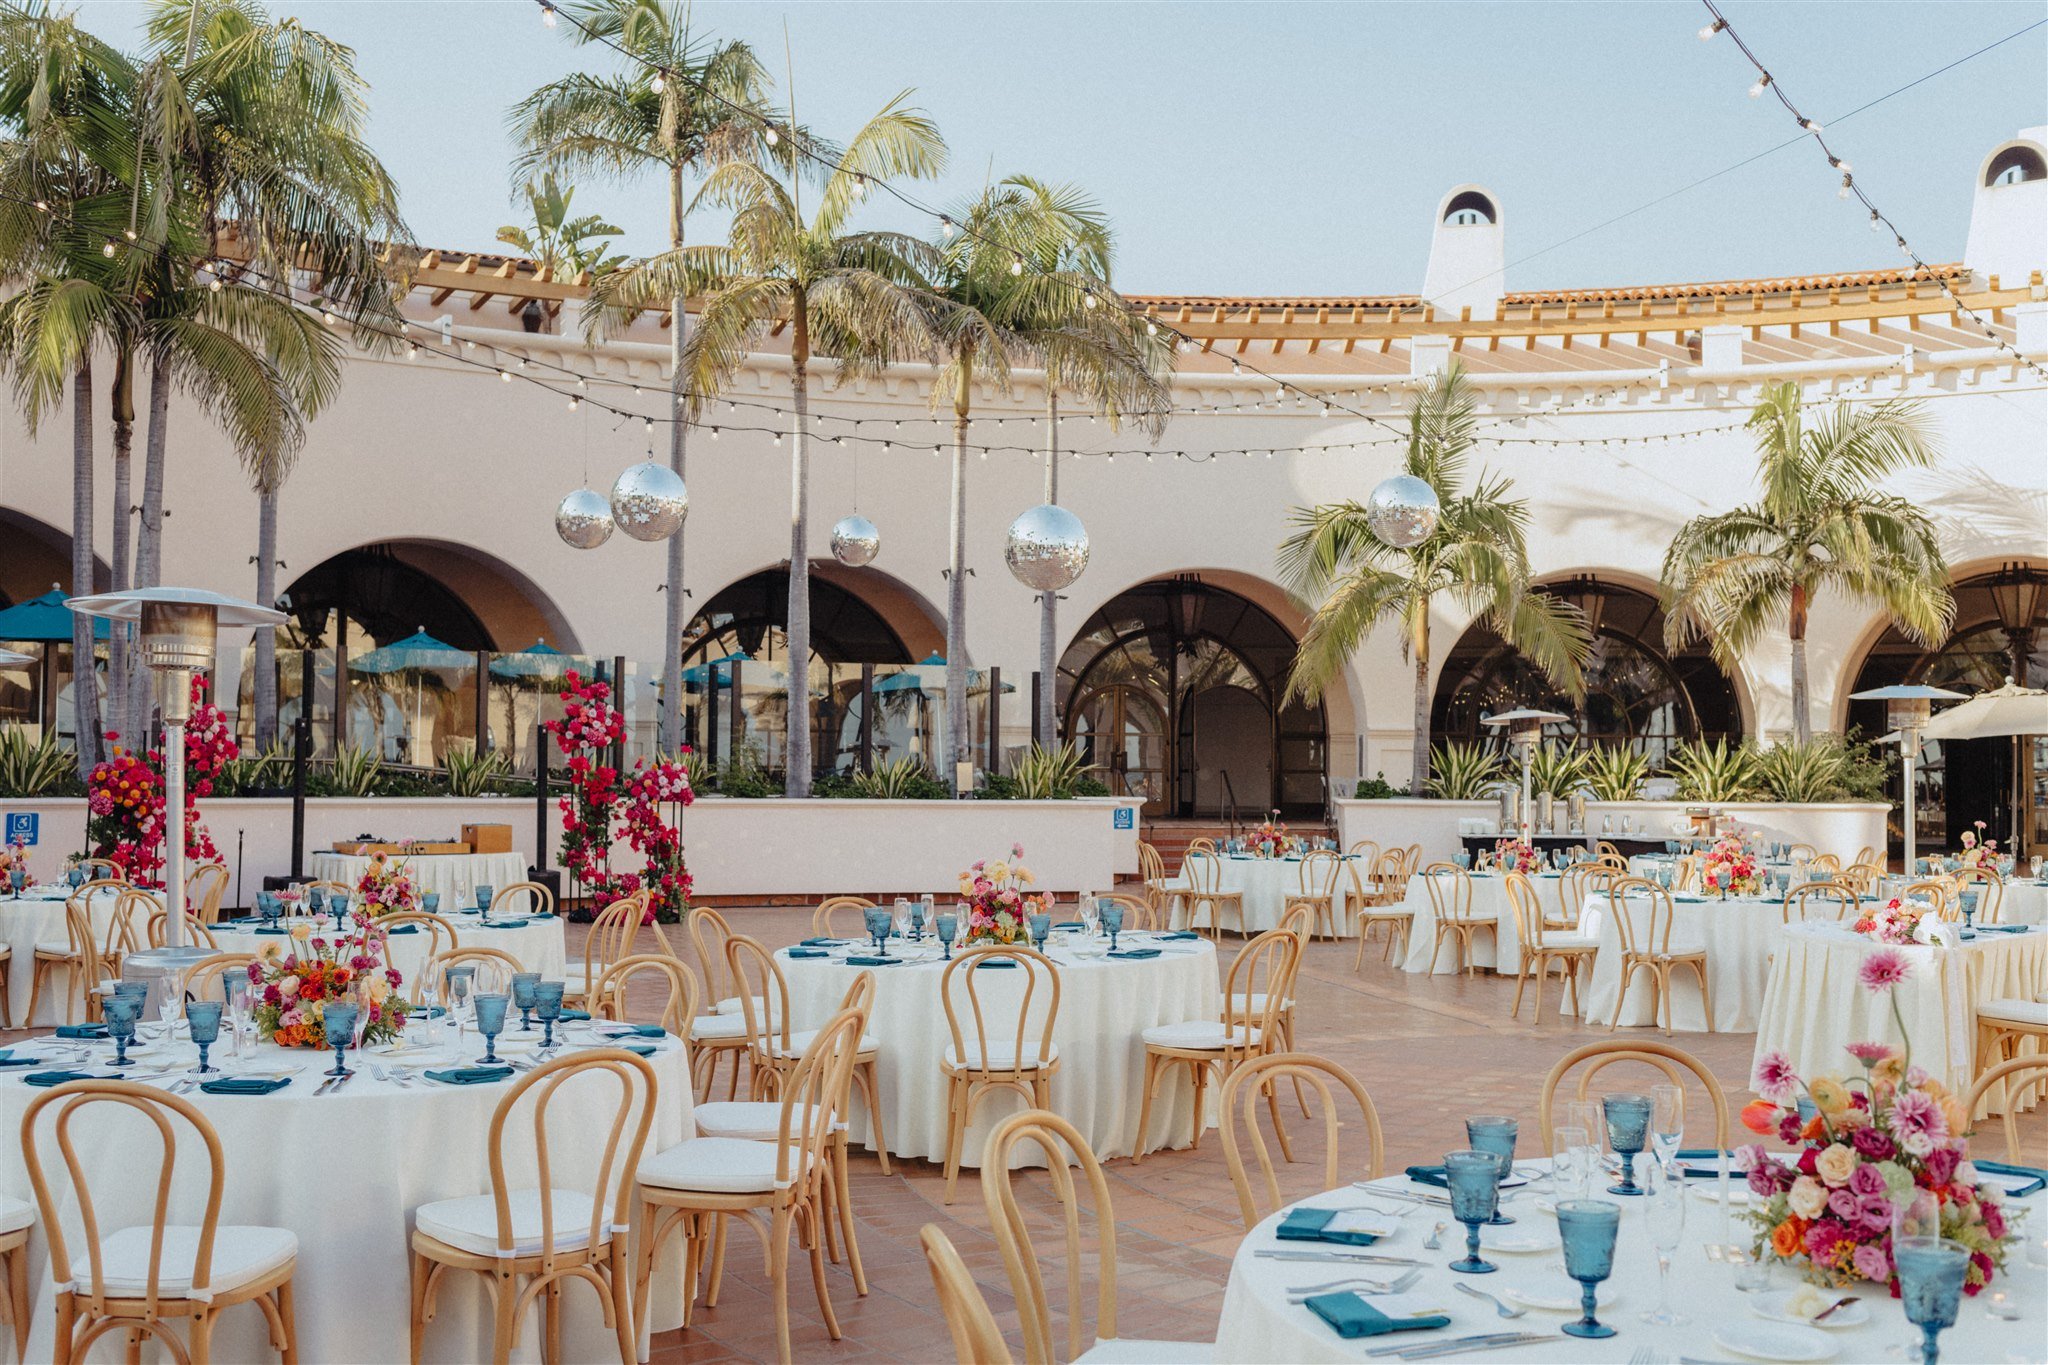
[328,745,384,798]
[1426,739,1507,800]
[442,743,510,798]
[1665,738,1760,802]
[1526,741,1591,797]
[0,727,75,797]
[1011,742,1089,799]
[852,756,946,800]
[219,740,293,795]
[1581,745,1654,802]
[1753,739,1852,803]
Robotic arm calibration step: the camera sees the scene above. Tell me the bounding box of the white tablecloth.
[1170,854,1369,935]
[777,932,1220,1164]
[1572,891,1784,1032]
[3,1025,693,1363]
[1214,1166,2047,1364]
[2,886,132,1027]
[309,851,532,913]
[1397,871,1578,975]
[1997,879,2048,926]
[1755,921,2048,1096]
[206,911,567,984]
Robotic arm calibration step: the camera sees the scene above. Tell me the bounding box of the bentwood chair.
[1671,855,1703,893]
[633,1010,866,1365]
[1850,845,1880,869]
[1604,877,1713,1036]
[1504,871,1599,1023]
[1809,854,1842,876]
[811,896,876,939]
[919,1226,1012,1365]
[146,909,219,950]
[1422,864,1494,976]
[22,1080,300,1364]
[1557,862,1605,929]
[186,863,229,925]
[1838,861,1885,898]
[1349,850,1413,969]
[1904,880,1955,919]
[1218,1052,1385,1231]
[185,954,260,1004]
[420,947,523,1003]
[1234,907,1312,1114]
[1345,838,1381,868]
[1966,1055,2048,1161]
[1293,850,1345,940]
[488,880,556,920]
[939,946,1063,1203]
[1954,867,2005,924]
[1135,927,1299,1161]
[78,858,125,883]
[1595,841,1624,862]
[410,1050,654,1365]
[1973,997,2048,1122]
[373,910,460,957]
[564,891,652,1009]
[1136,841,1181,928]
[1538,1040,1731,1156]
[301,880,352,910]
[592,953,699,1037]
[1785,882,1858,924]
[0,1194,27,1362]
[684,908,751,1101]
[28,880,139,1025]
[1185,837,1218,857]
[1094,891,1159,932]
[1786,844,1818,863]
[981,1110,1217,1363]
[1177,852,1245,939]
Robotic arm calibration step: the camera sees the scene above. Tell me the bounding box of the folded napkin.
[200,1076,292,1096]
[1107,948,1162,960]
[1974,924,2031,935]
[559,1009,591,1022]
[1973,1160,2048,1197]
[800,936,845,947]
[385,924,421,935]
[1674,1148,1733,1179]
[24,1070,93,1087]
[1302,1293,1449,1340]
[1052,921,1087,930]
[785,947,829,959]
[250,927,287,936]
[614,1043,658,1058]
[598,1023,666,1038]
[972,958,1020,969]
[1158,931,1202,941]
[425,1065,514,1085]
[529,914,557,921]
[0,1055,42,1069]
[478,918,530,930]
[843,956,901,967]
[1278,1207,1382,1246]
[416,1005,448,1020]
[54,1023,108,1040]
[1403,1164,1449,1189]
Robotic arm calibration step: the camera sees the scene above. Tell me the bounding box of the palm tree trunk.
[1038,389,1059,747]
[1788,581,1811,744]
[253,478,280,747]
[783,307,812,797]
[132,347,172,742]
[946,355,972,794]
[659,159,689,757]
[70,360,103,779]
[107,347,135,745]
[1411,600,1432,792]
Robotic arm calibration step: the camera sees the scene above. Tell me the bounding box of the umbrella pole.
[1902,730,1919,873]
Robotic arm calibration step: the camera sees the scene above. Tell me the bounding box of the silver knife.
[1253,1250,1419,1265]
[1371,1332,1558,1359]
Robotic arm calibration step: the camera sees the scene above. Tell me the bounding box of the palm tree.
[1277,363,1590,790]
[1662,381,1951,743]
[498,172,626,288]
[594,93,946,795]
[515,0,774,754]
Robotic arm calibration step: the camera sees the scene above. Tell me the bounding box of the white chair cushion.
[1228,994,1293,1014]
[0,1197,33,1235]
[415,1188,606,1259]
[84,1224,295,1299]
[637,1137,797,1194]
[1142,1020,1259,1049]
[1538,931,1601,950]
[1361,905,1413,919]
[714,994,772,1017]
[34,940,75,955]
[561,959,591,979]
[689,1014,747,1041]
[778,1028,878,1059]
[1077,1338,1216,1363]
[692,1101,844,1141]
[943,1041,1059,1071]
[1979,998,2048,1027]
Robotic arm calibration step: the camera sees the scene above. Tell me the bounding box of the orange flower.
[1770,1218,1806,1258]
[1801,1115,1828,1143]
[1740,1099,1780,1135]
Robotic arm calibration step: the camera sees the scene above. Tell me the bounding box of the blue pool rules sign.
[5,812,38,846]
[1112,807,1134,831]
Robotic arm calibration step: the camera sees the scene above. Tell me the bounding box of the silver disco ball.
[610,460,689,541]
[1004,503,1090,592]
[554,487,615,550]
[1365,474,1441,548]
[830,514,881,567]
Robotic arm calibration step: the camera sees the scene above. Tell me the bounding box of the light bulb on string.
[939,215,954,240]
[123,228,137,242]
[1084,293,1098,310]
[1748,73,1770,97]
[1838,174,1853,199]
[567,397,579,411]
[1145,321,1158,336]
[1827,155,1851,173]
[101,239,117,257]
[1799,117,1823,134]
[1010,254,1024,276]
[851,174,866,200]
[1699,18,1725,39]
[1869,211,1882,232]
[650,69,665,93]
[764,126,780,146]
[500,370,512,382]
[539,1,556,26]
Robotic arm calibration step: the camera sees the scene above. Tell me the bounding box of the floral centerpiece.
[1247,813,1297,859]
[248,914,414,1049]
[1492,837,1536,872]
[1701,834,1761,896]
[1,841,34,891]
[956,844,1054,946]
[353,853,416,917]
[1958,823,1998,869]
[1740,949,2017,1294]
[85,676,234,886]
[1852,897,1944,946]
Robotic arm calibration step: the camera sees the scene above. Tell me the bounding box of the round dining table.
[3,1021,695,1364]
[2,884,131,1027]
[776,930,1220,1165]
[1396,870,1582,976]
[1213,1162,2047,1363]
[309,850,533,913]
[206,909,568,982]
[1171,853,1372,935]
[1567,888,1791,1032]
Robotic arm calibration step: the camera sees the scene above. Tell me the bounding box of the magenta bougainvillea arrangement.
[544,671,693,923]
[86,676,235,886]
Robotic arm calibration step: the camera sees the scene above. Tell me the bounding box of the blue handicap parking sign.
[1112,807,1134,831]
[5,812,38,846]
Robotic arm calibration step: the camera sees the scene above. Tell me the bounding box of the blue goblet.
[1029,913,1051,951]
[863,908,890,956]
[68,866,86,888]
[102,994,141,1068]
[1959,888,1979,932]
[186,1001,223,1073]
[1101,903,1124,952]
[1603,1093,1652,1195]
[1557,1200,1621,1338]
[475,884,494,915]
[307,887,325,917]
[534,980,565,1049]
[473,992,509,1065]
[423,891,440,913]
[321,1000,359,1079]
[1465,1116,1518,1225]
[908,899,926,941]
[1444,1150,1500,1274]
[8,868,24,895]
[511,972,541,1032]
[935,913,957,960]
[1453,851,1471,870]
[1896,1236,1970,1365]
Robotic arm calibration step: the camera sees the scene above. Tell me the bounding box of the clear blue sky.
[70,0,2048,296]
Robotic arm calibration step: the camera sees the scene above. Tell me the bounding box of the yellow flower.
[367,976,390,1004]
[290,923,312,942]
[1815,1143,1857,1188]
[988,861,1010,882]
[1015,866,1034,885]
[259,942,282,963]
[1808,1077,1851,1115]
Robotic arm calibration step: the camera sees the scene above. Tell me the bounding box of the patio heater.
[1481,709,1568,842]
[67,587,286,948]
[1988,564,2045,852]
[1848,683,1966,870]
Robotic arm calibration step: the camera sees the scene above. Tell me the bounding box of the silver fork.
[1455,1282,1527,1319]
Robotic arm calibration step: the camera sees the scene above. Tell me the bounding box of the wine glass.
[186,1001,223,1074]
[1029,913,1051,952]
[1650,1082,1685,1172]
[935,913,957,961]
[474,884,494,917]
[1556,1200,1621,1339]
[223,976,250,1066]
[1101,904,1124,952]
[446,966,476,1047]
[1443,1150,1500,1274]
[1550,1124,1591,1202]
[2030,855,2043,880]
[155,974,182,1042]
[1464,1116,1518,1225]
[907,897,926,942]
[473,992,509,1065]
[1641,1161,1689,1325]
[1081,896,1100,936]
[1603,1093,1652,1195]
[1895,1237,1970,1365]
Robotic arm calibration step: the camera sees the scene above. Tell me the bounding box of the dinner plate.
[1501,1281,1614,1312]
[1752,1291,1869,1328]
[1692,1183,1756,1206]
[1477,1231,1553,1254]
[1712,1320,1837,1361]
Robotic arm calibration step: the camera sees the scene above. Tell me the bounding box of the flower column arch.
[545,671,694,923]
[87,677,235,885]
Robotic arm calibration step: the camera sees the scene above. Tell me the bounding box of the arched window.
[1985,145,2047,187]
[1442,190,1497,226]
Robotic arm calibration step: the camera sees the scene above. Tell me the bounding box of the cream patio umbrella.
[1921,678,2047,856]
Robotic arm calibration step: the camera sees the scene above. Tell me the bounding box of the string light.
[1798,117,1823,134]
[938,215,953,240]
[1698,18,1725,39]
[100,240,116,257]
[538,1,556,26]
[764,126,779,147]
[650,69,665,93]
[1748,72,1770,97]
[1009,253,1023,276]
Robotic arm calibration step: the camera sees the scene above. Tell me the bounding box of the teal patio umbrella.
[348,628,475,761]
[0,588,111,642]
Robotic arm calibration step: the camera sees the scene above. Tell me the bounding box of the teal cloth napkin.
[54,1024,108,1040]
[200,1076,291,1096]
[1158,931,1202,941]
[614,1043,657,1057]
[1108,948,1162,960]
[1975,924,2032,935]
[1277,1207,1381,1246]
[1973,1160,2047,1197]
[800,937,844,947]
[385,924,420,935]
[251,927,287,936]
[25,1070,93,1087]
[1303,1293,1449,1339]
[1052,920,1086,930]
[559,1009,591,1022]
[785,947,829,959]
[0,1055,42,1068]
[425,1065,514,1085]
[598,1023,665,1038]
[971,959,1019,969]
[478,918,530,930]
[529,913,557,921]
[843,956,901,967]
[1675,1148,1732,1179]
[1404,1164,1448,1188]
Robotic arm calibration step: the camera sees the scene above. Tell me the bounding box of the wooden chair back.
[105,888,152,960]
[1672,855,1702,893]
[1851,845,1880,868]
[812,895,876,939]
[1219,1052,1384,1231]
[373,910,459,957]
[1185,837,1217,856]
[1401,844,1423,878]
[1181,850,1226,898]
[185,862,229,924]
[1787,843,1817,862]
[303,879,352,904]
[941,946,1061,1083]
[1220,928,1300,1061]
[592,953,700,1035]
[771,1009,866,1208]
[980,1109,1126,1364]
[1839,862,1885,897]
[1954,868,2004,924]
[1605,876,1683,957]
[488,879,556,918]
[77,858,124,883]
[1093,891,1156,932]
[20,1080,228,1320]
[1277,902,1313,943]
[1136,841,1168,886]
[580,892,650,993]
[1809,853,1841,875]
[725,934,796,1068]
[1421,863,1474,924]
[687,905,742,1014]
[1558,862,1603,924]
[1964,1056,2048,1161]
[63,880,132,964]
[1596,841,1622,861]
[144,908,218,950]
[920,1225,1013,1365]
[421,946,523,1002]
[1904,880,1954,919]
[1538,1040,1730,1154]
[480,1050,655,1270]
[1504,871,1550,950]
[1786,882,1859,924]
[185,953,259,1003]
[1346,839,1381,867]
[1297,850,1343,900]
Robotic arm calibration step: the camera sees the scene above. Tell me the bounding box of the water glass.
[1603,1093,1652,1195]
[908,898,926,940]
[423,891,440,913]
[321,1000,359,1077]
[935,913,957,960]
[102,994,141,1068]
[534,980,565,1048]
[1028,913,1051,950]
[186,1000,223,1073]
[1650,1082,1685,1172]
[1550,1125,1591,1202]
[1959,888,1979,929]
[1556,1200,1621,1339]
[1895,1237,1969,1364]
[1101,903,1125,950]
[863,908,891,955]
[1443,1150,1501,1275]
[446,965,476,1045]
[473,992,509,1065]
[475,884,493,914]
[512,972,540,1031]
[68,866,85,888]
[1641,1161,1689,1325]
[224,976,250,1063]
[307,887,326,916]
[1464,1116,1518,1225]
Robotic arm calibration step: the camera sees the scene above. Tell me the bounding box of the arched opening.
[1430,577,1742,765]
[1442,190,1497,225]
[1847,562,2048,858]
[1058,574,1327,818]
[1985,144,2047,187]
[0,507,110,743]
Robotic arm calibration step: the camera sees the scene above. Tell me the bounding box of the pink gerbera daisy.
[1752,1050,1799,1104]
[1844,1041,1896,1067]
[1858,948,1912,993]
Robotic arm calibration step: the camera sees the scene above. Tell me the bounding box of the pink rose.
[1852,1243,1890,1283]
